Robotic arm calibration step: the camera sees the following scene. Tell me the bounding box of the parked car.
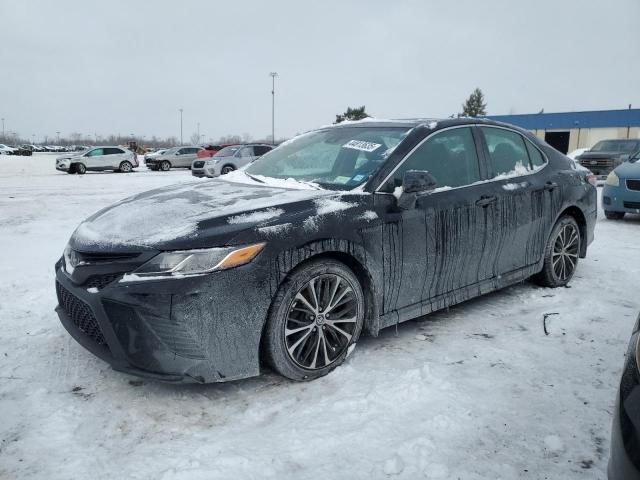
[55,118,596,384]
[0,143,17,155]
[55,146,138,174]
[196,144,274,177]
[576,139,640,180]
[602,154,640,219]
[13,145,33,156]
[145,145,203,171]
[196,144,229,159]
[608,312,640,480]
[143,148,169,164]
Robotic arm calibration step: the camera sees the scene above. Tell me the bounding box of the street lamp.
[179,108,183,145]
[270,72,278,144]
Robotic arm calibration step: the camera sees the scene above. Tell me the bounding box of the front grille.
[624,201,640,209]
[627,179,640,191]
[193,161,205,168]
[580,158,613,167]
[56,281,108,347]
[83,273,121,290]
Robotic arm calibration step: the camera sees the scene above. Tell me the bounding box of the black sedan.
[54,118,597,383]
[609,314,640,479]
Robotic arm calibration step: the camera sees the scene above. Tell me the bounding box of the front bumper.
[203,163,221,178]
[54,254,274,383]
[602,183,640,214]
[191,168,205,177]
[608,326,640,480]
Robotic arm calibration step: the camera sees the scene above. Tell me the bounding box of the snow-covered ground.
[1,153,639,479]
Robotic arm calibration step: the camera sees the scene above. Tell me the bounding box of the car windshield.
[215,146,240,157]
[591,140,639,153]
[245,126,411,189]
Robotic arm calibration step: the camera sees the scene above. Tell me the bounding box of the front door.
[376,126,499,315]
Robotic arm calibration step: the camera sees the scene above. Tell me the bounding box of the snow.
[313,197,356,215]
[227,207,284,225]
[567,148,589,160]
[359,210,378,221]
[222,169,320,190]
[502,181,528,191]
[1,153,639,479]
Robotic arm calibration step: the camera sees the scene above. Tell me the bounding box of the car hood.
[613,160,640,179]
[577,151,628,160]
[69,177,337,252]
[56,153,82,161]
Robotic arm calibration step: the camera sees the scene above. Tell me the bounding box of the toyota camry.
[54,118,597,383]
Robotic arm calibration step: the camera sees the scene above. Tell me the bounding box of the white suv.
[200,144,274,177]
[56,146,138,174]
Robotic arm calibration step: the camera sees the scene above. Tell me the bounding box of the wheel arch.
[258,242,382,369]
[556,205,588,258]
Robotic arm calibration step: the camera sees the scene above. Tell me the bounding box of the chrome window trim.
[375,123,549,193]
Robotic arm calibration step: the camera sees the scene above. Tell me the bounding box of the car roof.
[323,117,516,130]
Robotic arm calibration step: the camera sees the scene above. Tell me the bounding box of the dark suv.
[577,139,640,179]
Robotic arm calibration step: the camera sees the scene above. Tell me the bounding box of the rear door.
[478,126,554,274]
[104,147,125,168]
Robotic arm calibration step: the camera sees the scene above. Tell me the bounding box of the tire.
[67,164,76,174]
[264,259,365,381]
[533,215,581,288]
[221,165,235,175]
[160,160,171,171]
[74,163,86,175]
[119,161,133,173]
[604,211,625,220]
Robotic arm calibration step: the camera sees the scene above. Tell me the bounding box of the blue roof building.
[485,108,640,153]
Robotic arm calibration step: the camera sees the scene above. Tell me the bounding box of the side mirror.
[397,170,437,210]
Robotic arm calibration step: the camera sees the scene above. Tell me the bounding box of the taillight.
[586,174,597,186]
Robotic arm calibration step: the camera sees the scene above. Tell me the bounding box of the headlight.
[205,158,218,165]
[605,171,619,186]
[130,243,265,277]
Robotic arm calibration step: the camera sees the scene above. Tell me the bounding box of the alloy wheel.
[284,274,358,370]
[221,166,235,175]
[552,223,579,282]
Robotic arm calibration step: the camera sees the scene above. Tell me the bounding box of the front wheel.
[74,163,86,175]
[533,215,580,287]
[604,211,625,220]
[160,160,171,171]
[119,161,133,173]
[264,259,365,381]
[221,165,235,175]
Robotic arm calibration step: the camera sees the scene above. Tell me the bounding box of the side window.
[177,148,187,155]
[254,146,272,156]
[87,148,104,157]
[481,127,531,177]
[104,148,124,155]
[239,147,254,158]
[525,140,545,168]
[391,127,481,188]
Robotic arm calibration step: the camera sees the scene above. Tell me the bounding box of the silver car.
[199,144,274,178]
[146,146,203,171]
[55,146,138,174]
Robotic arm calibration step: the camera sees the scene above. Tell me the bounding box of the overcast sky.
[1,0,639,143]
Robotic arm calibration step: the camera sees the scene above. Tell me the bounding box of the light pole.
[270,72,278,144]
[179,108,183,145]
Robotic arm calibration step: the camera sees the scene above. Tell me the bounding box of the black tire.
[148,165,158,171]
[264,259,365,381]
[160,160,171,171]
[67,164,76,174]
[119,161,133,173]
[221,165,235,175]
[604,211,625,220]
[74,163,86,175]
[533,215,581,288]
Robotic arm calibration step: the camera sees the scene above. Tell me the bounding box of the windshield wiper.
[244,172,265,183]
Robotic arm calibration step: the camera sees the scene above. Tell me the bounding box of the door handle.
[476,195,497,207]
[544,181,558,191]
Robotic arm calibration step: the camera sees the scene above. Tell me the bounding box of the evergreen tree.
[335,106,369,124]
[459,88,487,117]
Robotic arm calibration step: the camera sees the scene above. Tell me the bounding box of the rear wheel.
[221,165,235,175]
[160,160,171,171]
[74,163,86,175]
[533,215,580,287]
[264,259,364,381]
[604,211,625,220]
[119,161,133,173]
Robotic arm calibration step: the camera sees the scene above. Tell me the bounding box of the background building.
[487,108,640,154]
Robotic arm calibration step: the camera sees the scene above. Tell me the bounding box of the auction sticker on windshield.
[342,140,382,152]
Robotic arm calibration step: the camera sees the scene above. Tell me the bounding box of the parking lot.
[0,153,638,479]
